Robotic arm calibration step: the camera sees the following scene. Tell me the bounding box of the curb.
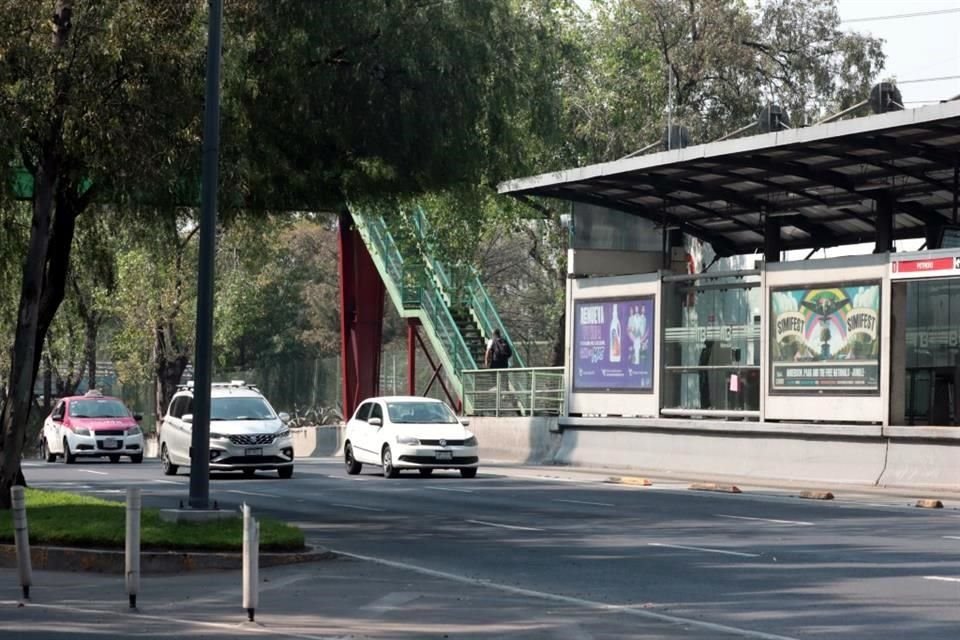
[689,482,741,494]
[0,544,338,574]
[605,476,652,486]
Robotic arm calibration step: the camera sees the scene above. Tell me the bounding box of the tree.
[0,1,205,507]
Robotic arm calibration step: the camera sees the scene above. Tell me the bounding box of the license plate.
[103,438,121,450]
[435,450,453,461]
[245,447,263,456]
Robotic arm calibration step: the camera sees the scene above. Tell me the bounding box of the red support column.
[407,318,419,396]
[338,211,385,420]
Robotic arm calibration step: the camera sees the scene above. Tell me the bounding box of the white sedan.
[344,396,479,478]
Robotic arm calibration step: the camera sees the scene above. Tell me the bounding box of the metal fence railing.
[462,367,564,417]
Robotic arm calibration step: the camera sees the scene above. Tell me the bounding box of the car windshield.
[211,397,276,421]
[386,401,458,424]
[69,399,129,418]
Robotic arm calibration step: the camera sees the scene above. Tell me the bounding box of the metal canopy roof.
[498,101,960,257]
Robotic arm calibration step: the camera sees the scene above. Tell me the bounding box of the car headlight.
[127,425,142,436]
[396,435,420,445]
[209,432,229,440]
[276,429,291,439]
[74,427,91,437]
[464,435,478,447]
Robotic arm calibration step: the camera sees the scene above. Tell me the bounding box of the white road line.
[152,479,182,485]
[226,489,279,498]
[554,498,615,507]
[333,550,800,640]
[360,591,423,616]
[943,536,960,540]
[466,519,544,532]
[924,576,960,583]
[79,469,109,476]
[331,503,385,512]
[425,485,474,494]
[648,542,759,558]
[716,514,814,526]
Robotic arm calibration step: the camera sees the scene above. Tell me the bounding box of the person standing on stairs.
[485,329,513,369]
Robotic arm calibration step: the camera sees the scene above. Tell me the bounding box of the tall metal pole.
[189,0,223,509]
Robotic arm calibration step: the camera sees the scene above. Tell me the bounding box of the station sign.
[890,256,960,280]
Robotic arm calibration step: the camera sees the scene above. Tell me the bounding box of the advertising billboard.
[573,297,655,392]
[770,282,881,393]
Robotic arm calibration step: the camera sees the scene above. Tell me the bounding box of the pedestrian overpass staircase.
[348,205,524,404]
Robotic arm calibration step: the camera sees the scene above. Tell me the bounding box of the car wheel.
[63,439,76,465]
[130,453,144,464]
[109,455,121,464]
[418,468,434,477]
[41,439,56,463]
[278,466,294,479]
[344,443,362,475]
[160,444,179,476]
[460,467,478,479]
[382,445,399,478]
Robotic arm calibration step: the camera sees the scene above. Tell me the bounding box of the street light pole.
[189,0,223,509]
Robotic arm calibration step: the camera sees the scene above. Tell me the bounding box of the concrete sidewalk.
[0,556,773,640]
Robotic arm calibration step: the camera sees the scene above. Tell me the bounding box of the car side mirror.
[182,414,193,424]
[279,412,290,423]
[460,418,470,427]
[133,413,143,422]
[368,417,382,427]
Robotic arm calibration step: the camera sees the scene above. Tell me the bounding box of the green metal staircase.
[349,205,522,401]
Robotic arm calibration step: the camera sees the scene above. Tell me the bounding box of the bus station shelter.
[499,101,960,435]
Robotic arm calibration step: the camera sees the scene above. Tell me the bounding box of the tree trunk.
[551,308,566,367]
[0,169,56,509]
[84,315,98,391]
[154,323,188,421]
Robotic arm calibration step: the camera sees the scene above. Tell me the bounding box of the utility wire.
[841,8,960,23]
[896,75,960,85]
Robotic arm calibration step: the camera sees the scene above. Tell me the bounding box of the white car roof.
[365,396,446,404]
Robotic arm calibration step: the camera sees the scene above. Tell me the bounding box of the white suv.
[158,381,294,478]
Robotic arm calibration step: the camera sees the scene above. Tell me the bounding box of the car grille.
[95,429,126,437]
[228,433,277,446]
[419,439,465,446]
[399,455,478,465]
[216,455,287,465]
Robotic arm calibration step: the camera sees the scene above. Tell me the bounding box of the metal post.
[407,319,417,395]
[11,486,32,600]
[530,369,537,417]
[242,504,259,622]
[190,0,224,510]
[495,370,502,417]
[125,488,141,609]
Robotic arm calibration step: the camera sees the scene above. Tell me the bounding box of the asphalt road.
[5,457,960,639]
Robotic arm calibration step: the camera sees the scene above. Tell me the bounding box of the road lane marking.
[924,576,960,583]
[331,503,385,512]
[425,485,474,494]
[334,550,800,640]
[226,489,280,498]
[79,469,109,475]
[466,519,544,532]
[152,479,182,485]
[554,499,615,507]
[944,536,960,540]
[361,591,423,616]
[648,542,759,558]
[716,514,814,526]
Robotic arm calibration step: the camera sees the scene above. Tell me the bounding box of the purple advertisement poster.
[573,297,655,392]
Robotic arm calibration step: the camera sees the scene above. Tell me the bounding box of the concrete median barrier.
[466,416,561,465]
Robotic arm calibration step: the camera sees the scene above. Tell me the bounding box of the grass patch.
[0,489,304,552]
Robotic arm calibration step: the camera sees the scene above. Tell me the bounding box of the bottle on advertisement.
[610,303,621,363]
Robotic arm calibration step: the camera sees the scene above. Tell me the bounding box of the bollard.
[125,488,142,609]
[11,486,33,601]
[242,504,259,622]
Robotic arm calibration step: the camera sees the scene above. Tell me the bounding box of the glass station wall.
[661,272,762,417]
[903,278,960,425]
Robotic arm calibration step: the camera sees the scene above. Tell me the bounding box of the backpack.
[492,337,512,364]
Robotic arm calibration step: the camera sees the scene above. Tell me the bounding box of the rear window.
[69,399,130,418]
[386,401,458,424]
[211,397,276,421]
